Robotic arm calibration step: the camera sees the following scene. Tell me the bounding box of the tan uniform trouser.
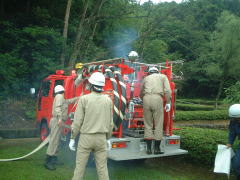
[143,94,164,140]
[72,134,109,180]
[46,117,62,156]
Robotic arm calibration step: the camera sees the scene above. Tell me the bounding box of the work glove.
[107,140,112,151]
[58,119,62,127]
[69,139,76,151]
[165,104,171,112]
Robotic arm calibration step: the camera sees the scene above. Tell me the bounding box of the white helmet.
[229,104,240,118]
[54,85,65,93]
[148,67,158,73]
[89,72,105,86]
[128,51,139,61]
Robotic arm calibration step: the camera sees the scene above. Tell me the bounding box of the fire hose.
[113,68,127,122]
[0,63,127,162]
[0,136,49,162]
[88,65,120,128]
[87,65,126,129]
[103,66,121,128]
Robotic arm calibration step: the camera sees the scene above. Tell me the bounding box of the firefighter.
[226,104,240,180]
[69,72,113,180]
[140,67,171,155]
[44,85,78,170]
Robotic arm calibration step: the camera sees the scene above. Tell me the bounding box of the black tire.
[40,122,50,142]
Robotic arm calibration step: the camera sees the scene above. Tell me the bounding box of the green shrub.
[176,103,214,111]
[175,110,228,121]
[174,127,234,165]
[224,81,240,103]
[25,111,36,120]
[22,98,36,120]
[0,98,36,128]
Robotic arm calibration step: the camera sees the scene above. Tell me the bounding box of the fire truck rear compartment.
[107,135,188,161]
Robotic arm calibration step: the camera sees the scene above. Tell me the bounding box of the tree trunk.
[84,0,105,56]
[0,0,4,16]
[215,35,233,108]
[215,77,224,109]
[69,0,89,68]
[60,0,72,67]
[139,0,151,60]
[215,58,228,109]
[26,0,30,15]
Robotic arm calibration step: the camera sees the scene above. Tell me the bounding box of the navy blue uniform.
[228,120,240,176]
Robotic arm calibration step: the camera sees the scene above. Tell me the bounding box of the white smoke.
[107,28,138,58]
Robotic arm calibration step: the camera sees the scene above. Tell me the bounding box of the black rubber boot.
[154,140,164,155]
[44,155,56,170]
[52,156,64,166]
[145,139,152,155]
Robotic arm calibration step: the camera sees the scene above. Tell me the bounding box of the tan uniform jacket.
[52,94,78,122]
[71,92,113,139]
[140,73,172,103]
[47,94,78,156]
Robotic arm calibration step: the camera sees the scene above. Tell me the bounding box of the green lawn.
[0,138,234,180]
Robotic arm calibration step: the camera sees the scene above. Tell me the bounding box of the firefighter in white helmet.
[44,85,78,170]
[128,51,139,62]
[140,66,172,155]
[226,104,240,180]
[69,72,113,180]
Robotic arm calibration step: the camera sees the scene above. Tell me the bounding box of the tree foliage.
[224,81,240,103]
[1,0,240,98]
[182,10,240,98]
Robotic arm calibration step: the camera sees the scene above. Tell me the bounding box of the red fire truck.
[36,57,187,160]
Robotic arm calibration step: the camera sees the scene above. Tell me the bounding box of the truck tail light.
[168,139,179,145]
[112,142,127,149]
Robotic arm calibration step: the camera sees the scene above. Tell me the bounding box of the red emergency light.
[56,70,64,75]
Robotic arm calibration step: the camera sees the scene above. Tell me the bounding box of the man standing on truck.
[44,85,78,170]
[140,67,172,155]
[226,104,240,180]
[69,72,113,180]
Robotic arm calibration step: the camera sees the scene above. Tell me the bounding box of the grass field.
[0,138,235,180]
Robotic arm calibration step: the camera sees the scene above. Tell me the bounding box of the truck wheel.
[40,122,49,142]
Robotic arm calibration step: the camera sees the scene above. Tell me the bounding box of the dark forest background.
[1,0,240,102]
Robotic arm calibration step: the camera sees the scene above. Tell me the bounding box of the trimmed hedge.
[174,127,234,165]
[174,110,228,121]
[176,103,214,111]
[177,99,224,105]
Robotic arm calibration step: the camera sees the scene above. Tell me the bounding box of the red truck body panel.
[36,60,177,140]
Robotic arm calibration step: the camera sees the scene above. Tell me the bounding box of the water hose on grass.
[0,136,49,162]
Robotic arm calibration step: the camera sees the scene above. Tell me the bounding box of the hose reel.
[83,65,127,129]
